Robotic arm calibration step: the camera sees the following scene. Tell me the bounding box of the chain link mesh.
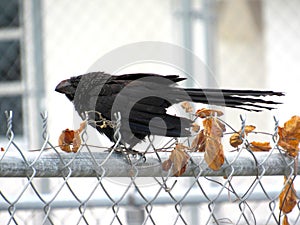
[0,111,299,225]
[1,0,300,224]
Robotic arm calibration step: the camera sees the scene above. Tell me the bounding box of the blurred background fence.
[1,0,300,224]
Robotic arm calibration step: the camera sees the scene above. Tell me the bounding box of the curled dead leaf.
[229,125,256,148]
[278,116,300,157]
[201,117,225,170]
[72,131,81,153]
[279,176,297,214]
[250,141,271,152]
[192,123,200,132]
[162,143,190,176]
[61,129,74,144]
[203,117,226,137]
[278,138,298,158]
[58,121,86,153]
[244,125,256,135]
[196,108,224,118]
[204,137,224,171]
[58,129,74,153]
[181,101,193,113]
[78,120,87,133]
[191,129,205,152]
[162,159,172,171]
[229,133,243,148]
[283,215,289,225]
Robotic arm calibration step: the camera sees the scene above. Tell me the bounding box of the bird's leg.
[120,146,146,165]
[126,147,146,161]
[106,144,145,161]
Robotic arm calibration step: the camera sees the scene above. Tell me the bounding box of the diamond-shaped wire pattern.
[0,0,300,224]
[0,40,21,82]
[0,111,299,225]
[0,0,19,28]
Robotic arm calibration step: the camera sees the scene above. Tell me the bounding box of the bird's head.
[55,76,81,101]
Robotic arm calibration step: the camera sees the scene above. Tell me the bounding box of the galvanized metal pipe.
[0,152,297,177]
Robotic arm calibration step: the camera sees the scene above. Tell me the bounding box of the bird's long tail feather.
[184,88,284,112]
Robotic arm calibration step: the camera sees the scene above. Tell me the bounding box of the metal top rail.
[0,151,297,177]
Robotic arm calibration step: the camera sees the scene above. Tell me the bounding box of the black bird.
[55,72,283,148]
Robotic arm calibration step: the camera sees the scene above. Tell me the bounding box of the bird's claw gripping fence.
[0,110,300,225]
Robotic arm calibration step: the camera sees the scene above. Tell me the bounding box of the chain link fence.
[0,110,299,225]
[1,0,300,224]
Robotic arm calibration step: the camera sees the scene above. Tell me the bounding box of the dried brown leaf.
[181,101,193,113]
[202,117,225,170]
[229,125,256,148]
[229,133,243,148]
[244,125,256,135]
[279,176,297,214]
[203,117,226,137]
[196,108,224,118]
[283,215,290,225]
[62,129,74,144]
[283,115,300,134]
[191,129,206,152]
[250,141,271,152]
[77,121,87,133]
[58,129,74,153]
[278,116,300,157]
[58,121,86,153]
[204,137,224,171]
[171,144,190,176]
[162,159,172,171]
[72,131,81,153]
[162,143,190,176]
[192,123,200,132]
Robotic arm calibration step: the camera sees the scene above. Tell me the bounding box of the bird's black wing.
[96,74,193,139]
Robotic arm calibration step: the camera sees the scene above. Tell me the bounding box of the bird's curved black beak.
[55,79,74,94]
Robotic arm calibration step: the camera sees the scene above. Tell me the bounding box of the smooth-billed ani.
[55,72,283,148]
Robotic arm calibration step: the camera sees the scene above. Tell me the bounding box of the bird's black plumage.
[55,72,283,148]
